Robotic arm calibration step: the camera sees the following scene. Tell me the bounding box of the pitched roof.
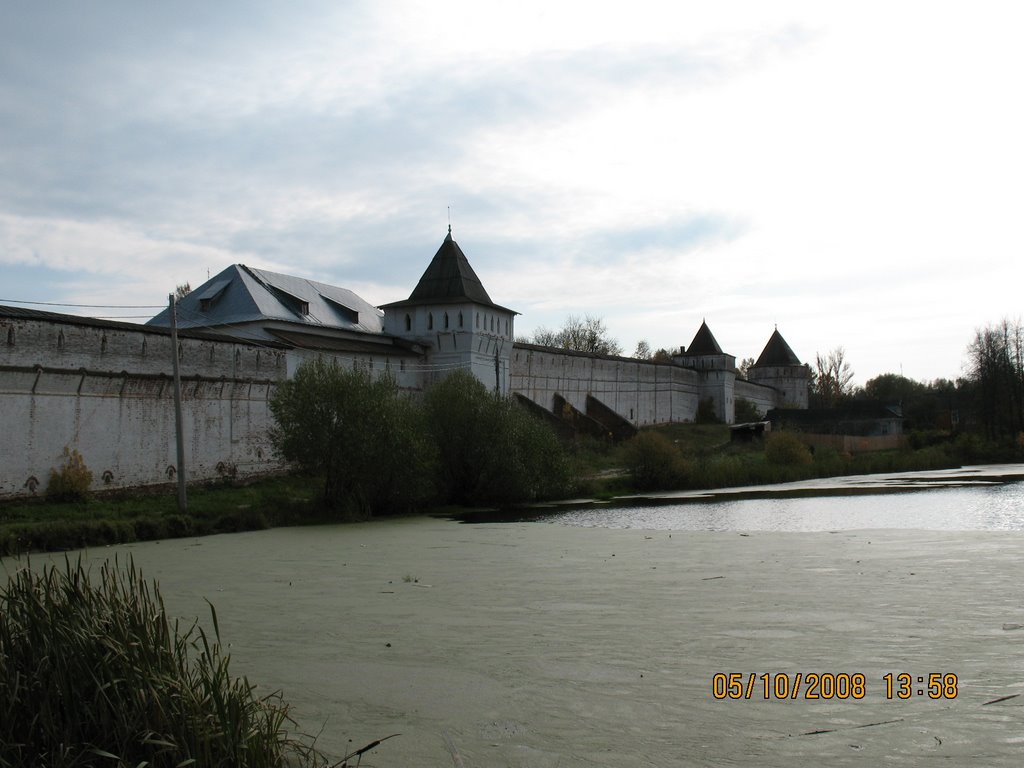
[683,320,723,356]
[752,328,802,367]
[147,265,384,339]
[380,230,516,313]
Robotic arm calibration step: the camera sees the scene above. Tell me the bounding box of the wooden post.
[169,294,187,512]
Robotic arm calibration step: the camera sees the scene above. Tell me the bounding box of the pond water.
[9,465,1024,766]
[528,464,1024,532]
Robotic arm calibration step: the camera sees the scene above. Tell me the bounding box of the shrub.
[812,445,847,476]
[623,431,689,490]
[764,431,813,466]
[696,397,720,424]
[0,557,326,767]
[46,447,93,502]
[423,371,571,504]
[270,360,436,515]
[733,398,762,423]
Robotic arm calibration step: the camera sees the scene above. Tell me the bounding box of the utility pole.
[169,294,187,512]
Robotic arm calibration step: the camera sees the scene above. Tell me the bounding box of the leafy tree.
[422,370,570,505]
[811,347,855,408]
[525,314,623,356]
[174,283,192,299]
[964,319,1024,439]
[633,339,652,360]
[737,357,755,380]
[269,359,435,515]
[650,347,675,363]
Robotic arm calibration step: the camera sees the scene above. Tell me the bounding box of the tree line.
[803,319,1024,443]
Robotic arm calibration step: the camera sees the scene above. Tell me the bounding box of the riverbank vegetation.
[270,362,571,515]
[0,476,319,557]
[613,424,1020,495]
[0,557,335,767]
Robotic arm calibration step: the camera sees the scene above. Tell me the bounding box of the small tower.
[748,328,809,408]
[380,229,518,393]
[675,320,737,422]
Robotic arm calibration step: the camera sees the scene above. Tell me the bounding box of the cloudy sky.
[2,1,1021,384]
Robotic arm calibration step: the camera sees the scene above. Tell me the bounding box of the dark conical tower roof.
[683,320,723,356]
[752,328,801,367]
[380,229,515,312]
[408,229,493,304]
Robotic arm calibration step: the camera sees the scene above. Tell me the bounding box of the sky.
[2,1,1022,385]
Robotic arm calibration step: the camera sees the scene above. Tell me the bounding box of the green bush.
[0,557,326,767]
[764,431,813,466]
[733,398,762,423]
[623,431,690,490]
[270,360,437,516]
[46,447,93,502]
[423,371,571,504]
[812,445,847,477]
[696,398,720,424]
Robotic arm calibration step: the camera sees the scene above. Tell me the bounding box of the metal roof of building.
[148,264,384,339]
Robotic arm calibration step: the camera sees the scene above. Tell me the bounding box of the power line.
[0,298,164,309]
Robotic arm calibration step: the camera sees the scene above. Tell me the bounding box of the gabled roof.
[752,328,802,367]
[683,320,724,356]
[380,230,516,313]
[147,265,384,339]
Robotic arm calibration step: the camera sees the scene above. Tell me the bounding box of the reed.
[0,557,329,767]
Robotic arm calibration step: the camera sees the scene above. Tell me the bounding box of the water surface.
[531,464,1024,532]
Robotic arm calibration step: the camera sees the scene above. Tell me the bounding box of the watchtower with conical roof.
[380,229,517,393]
[747,328,809,408]
[674,320,738,422]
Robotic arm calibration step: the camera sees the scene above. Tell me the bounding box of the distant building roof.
[752,328,802,367]
[380,229,516,313]
[683,320,724,356]
[147,264,384,340]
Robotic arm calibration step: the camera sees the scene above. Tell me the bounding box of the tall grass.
[0,557,328,767]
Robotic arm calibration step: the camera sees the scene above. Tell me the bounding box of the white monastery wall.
[0,315,286,499]
[734,379,779,418]
[0,314,415,500]
[510,346,705,426]
[2,310,800,500]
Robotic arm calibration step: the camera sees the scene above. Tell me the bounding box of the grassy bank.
[4,427,1020,557]
[578,424,1023,496]
[0,476,324,557]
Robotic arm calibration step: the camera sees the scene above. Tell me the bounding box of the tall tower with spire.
[747,328,810,408]
[380,229,518,393]
[674,320,737,422]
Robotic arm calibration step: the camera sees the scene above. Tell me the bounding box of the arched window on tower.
[428,313,434,330]
[444,312,449,329]
[458,311,464,328]
[405,314,411,332]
